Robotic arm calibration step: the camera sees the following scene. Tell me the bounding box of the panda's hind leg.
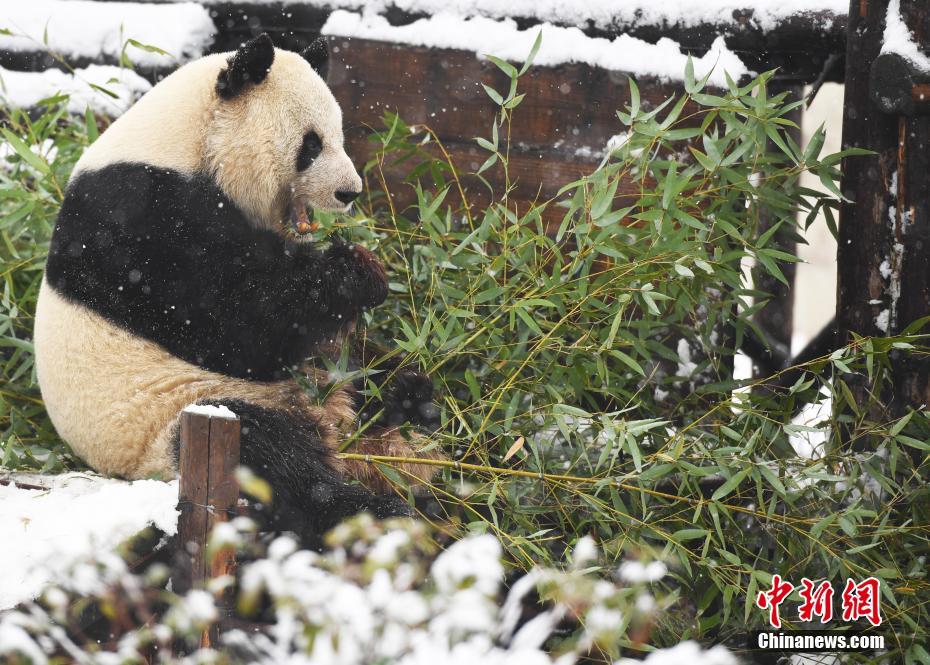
[175,398,410,548]
[341,427,445,495]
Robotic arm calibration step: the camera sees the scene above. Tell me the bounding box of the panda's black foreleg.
[326,335,440,431]
[355,368,440,430]
[185,399,410,549]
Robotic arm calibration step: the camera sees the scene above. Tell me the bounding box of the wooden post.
[839,0,930,415]
[175,406,240,647]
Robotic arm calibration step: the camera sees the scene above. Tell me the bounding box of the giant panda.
[34,34,443,541]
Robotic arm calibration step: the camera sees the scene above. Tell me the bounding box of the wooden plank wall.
[328,38,698,217]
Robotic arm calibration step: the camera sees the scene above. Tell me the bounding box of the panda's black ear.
[216,33,275,100]
[300,37,329,80]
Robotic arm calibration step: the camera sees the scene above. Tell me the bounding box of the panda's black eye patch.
[297,131,322,171]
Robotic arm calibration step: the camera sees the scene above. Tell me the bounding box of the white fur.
[35,46,438,489]
[34,279,354,479]
[35,46,362,479]
[74,48,361,229]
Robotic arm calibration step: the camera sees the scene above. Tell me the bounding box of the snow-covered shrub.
[0,516,734,664]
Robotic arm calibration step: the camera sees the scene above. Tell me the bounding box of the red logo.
[756,575,795,628]
[756,576,883,627]
[798,578,834,623]
[841,577,883,627]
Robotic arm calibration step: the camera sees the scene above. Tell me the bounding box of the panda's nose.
[335,190,361,205]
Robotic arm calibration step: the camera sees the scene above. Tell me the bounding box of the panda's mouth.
[289,202,318,236]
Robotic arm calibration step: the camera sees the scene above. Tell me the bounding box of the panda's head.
[76,34,361,236]
[206,34,361,234]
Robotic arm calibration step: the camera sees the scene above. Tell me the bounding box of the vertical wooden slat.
[838,0,897,341]
[839,0,930,424]
[890,3,930,409]
[176,411,211,595]
[204,415,241,647]
[175,407,241,648]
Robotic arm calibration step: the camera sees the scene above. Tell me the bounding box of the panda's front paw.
[381,370,440,430]
[324,241,388,312]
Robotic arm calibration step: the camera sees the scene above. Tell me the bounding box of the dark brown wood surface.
[331,38,698,218]
[175,409,241,649]
[176,411,211,595]
[839,0,930,415]
[204,415,240,646]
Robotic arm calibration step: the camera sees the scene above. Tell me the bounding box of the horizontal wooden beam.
[1,3,846,85]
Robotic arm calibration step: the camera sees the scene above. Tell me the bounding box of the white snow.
[0,0,214,67]
[879,259,892,279]
[430,533,503,596]
[248,0,846,33]
[788,394,832,458]
[676,338,698,377]
[0,473,179,610]
[875,308,890,333]
[570,536,598,568]
[323,11,749,87]
[184,403,238,419]
[617,560,667,583]
[0,65,151,116]
[617,640,738,665]
[881,0,930,71]
[0,615,47,665]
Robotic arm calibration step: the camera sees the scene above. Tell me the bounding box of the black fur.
[46,163,388,380]
[297,131,322,171]
[300,37,329,80]
[216,33,275,99]
[356,369,440,430]
[185,399,411,548]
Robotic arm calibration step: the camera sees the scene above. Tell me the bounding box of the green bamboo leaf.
[711,467,751,502]
[0,128,50,174]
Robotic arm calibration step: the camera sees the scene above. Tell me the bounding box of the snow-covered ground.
[0,0,214,66]
[0,473,178,610]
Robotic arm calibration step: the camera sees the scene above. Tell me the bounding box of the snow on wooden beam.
[2,1,847,85]
[0,0,215,73]
[322,11,750,88]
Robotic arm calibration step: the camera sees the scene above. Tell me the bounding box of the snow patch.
[617,640,738,665]
[0,65,151,116]
[875,308,890,333]
[0,473,179,610]
[788,394,832,459]
[618,560,667,583]
[676,338,698,377]
[184,403,238,419]
[0,0,214,67]
[323,11,749,87]
[881,0,930,71]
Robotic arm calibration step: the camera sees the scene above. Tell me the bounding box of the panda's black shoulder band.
[46,163,387,381]
[216,33,275,100]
